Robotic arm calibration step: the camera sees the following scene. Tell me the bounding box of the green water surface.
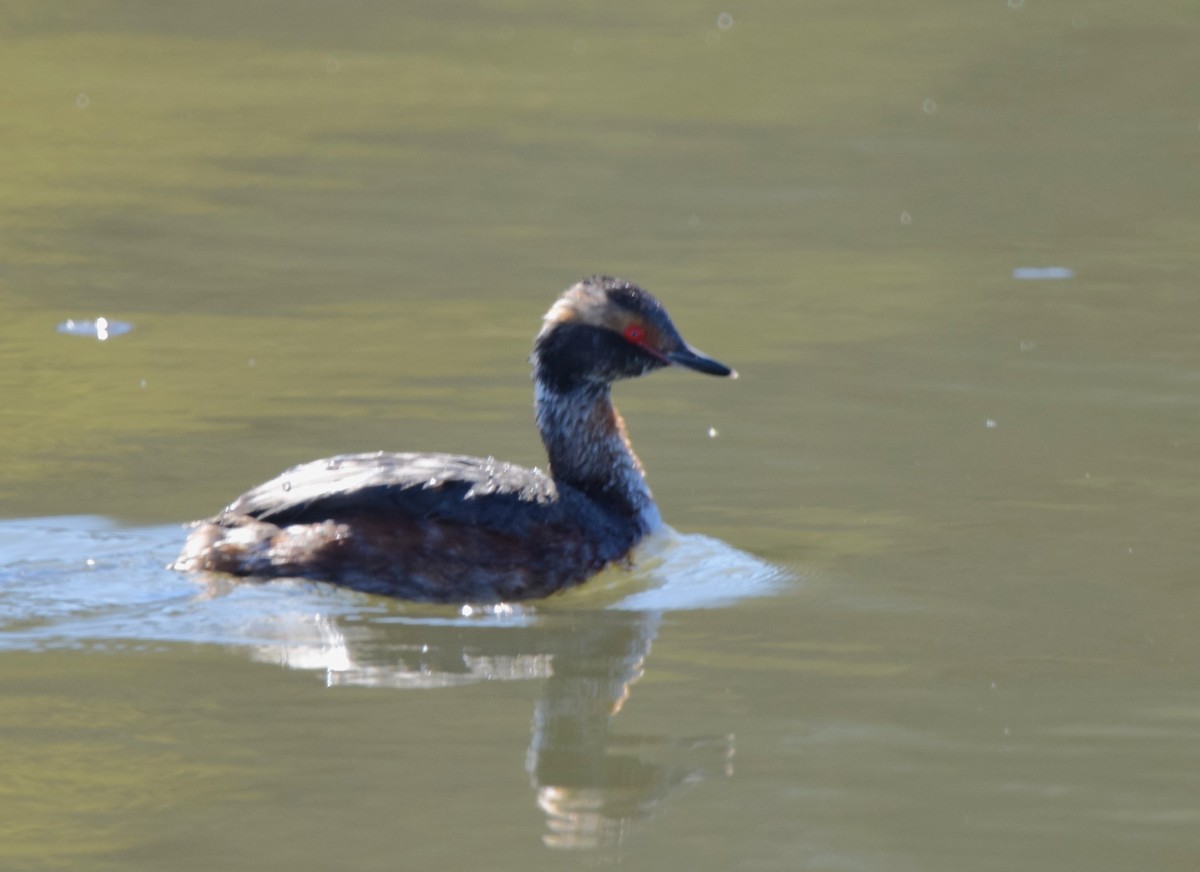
[2,1,1199,869]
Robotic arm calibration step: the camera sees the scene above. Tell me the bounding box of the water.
[3,0,1200,869]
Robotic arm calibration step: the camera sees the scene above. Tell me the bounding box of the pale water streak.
[0,517,783,654]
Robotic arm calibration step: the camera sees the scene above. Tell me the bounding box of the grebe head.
[531,276,736,391]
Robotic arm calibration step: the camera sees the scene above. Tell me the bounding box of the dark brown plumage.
[173,277,734,602]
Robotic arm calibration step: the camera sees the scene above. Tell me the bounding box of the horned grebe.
[172,277,735,602]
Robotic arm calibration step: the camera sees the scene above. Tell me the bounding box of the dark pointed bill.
[666,344,737,378]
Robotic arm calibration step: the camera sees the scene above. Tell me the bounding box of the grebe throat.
[533,379,661,533]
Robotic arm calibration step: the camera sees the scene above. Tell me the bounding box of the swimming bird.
[173,276,735,602]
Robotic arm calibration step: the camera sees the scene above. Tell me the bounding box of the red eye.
[623,324,646,344]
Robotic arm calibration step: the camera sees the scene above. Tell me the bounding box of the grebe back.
[173,276,735,602]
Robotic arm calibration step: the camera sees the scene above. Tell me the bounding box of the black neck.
[532,377,658,526]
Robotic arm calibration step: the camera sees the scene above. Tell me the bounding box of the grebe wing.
[225,452,561,531]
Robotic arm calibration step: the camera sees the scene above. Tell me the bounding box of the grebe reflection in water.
[173,277,736,602]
